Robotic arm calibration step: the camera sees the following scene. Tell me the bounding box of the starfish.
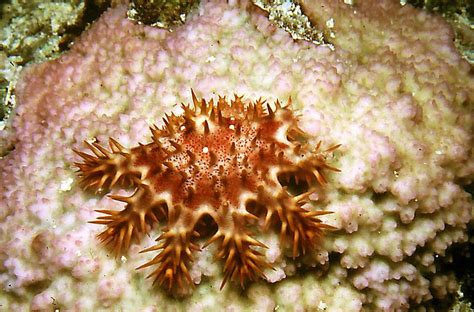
[74,91,340,291]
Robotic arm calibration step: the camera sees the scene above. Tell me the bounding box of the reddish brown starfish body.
[74,91,339,291]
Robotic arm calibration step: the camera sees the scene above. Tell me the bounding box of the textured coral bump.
[74,91,340,291]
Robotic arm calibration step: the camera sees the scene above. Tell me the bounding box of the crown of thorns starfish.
[74,90,340,291]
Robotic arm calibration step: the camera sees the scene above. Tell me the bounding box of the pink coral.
[0,0,472,310]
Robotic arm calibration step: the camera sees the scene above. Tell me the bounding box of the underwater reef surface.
[0,0,112,125]
[0,0,472,311]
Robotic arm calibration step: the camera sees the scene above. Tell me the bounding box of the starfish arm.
[90,184,167,255]
[205,209,272,289]
[306,142,341,186]
[73,138,138,192]
[137,206,200,291]
[271,190,335,258]
[217,230,271,289]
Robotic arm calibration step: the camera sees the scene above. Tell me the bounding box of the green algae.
[0,0,112,124]
[127,0,200,28]
[252,0,330,47]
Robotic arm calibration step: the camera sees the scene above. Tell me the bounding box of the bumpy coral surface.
[75,92,338,290]
[0,0,472,311]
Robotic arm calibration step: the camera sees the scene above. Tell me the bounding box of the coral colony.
[2,0,472,310]
[74,91,339,290]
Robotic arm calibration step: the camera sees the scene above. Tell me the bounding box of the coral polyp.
[74,91,340,291]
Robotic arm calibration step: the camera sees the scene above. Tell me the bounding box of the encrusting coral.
[0,0,473,310]
[74,91,339,290]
